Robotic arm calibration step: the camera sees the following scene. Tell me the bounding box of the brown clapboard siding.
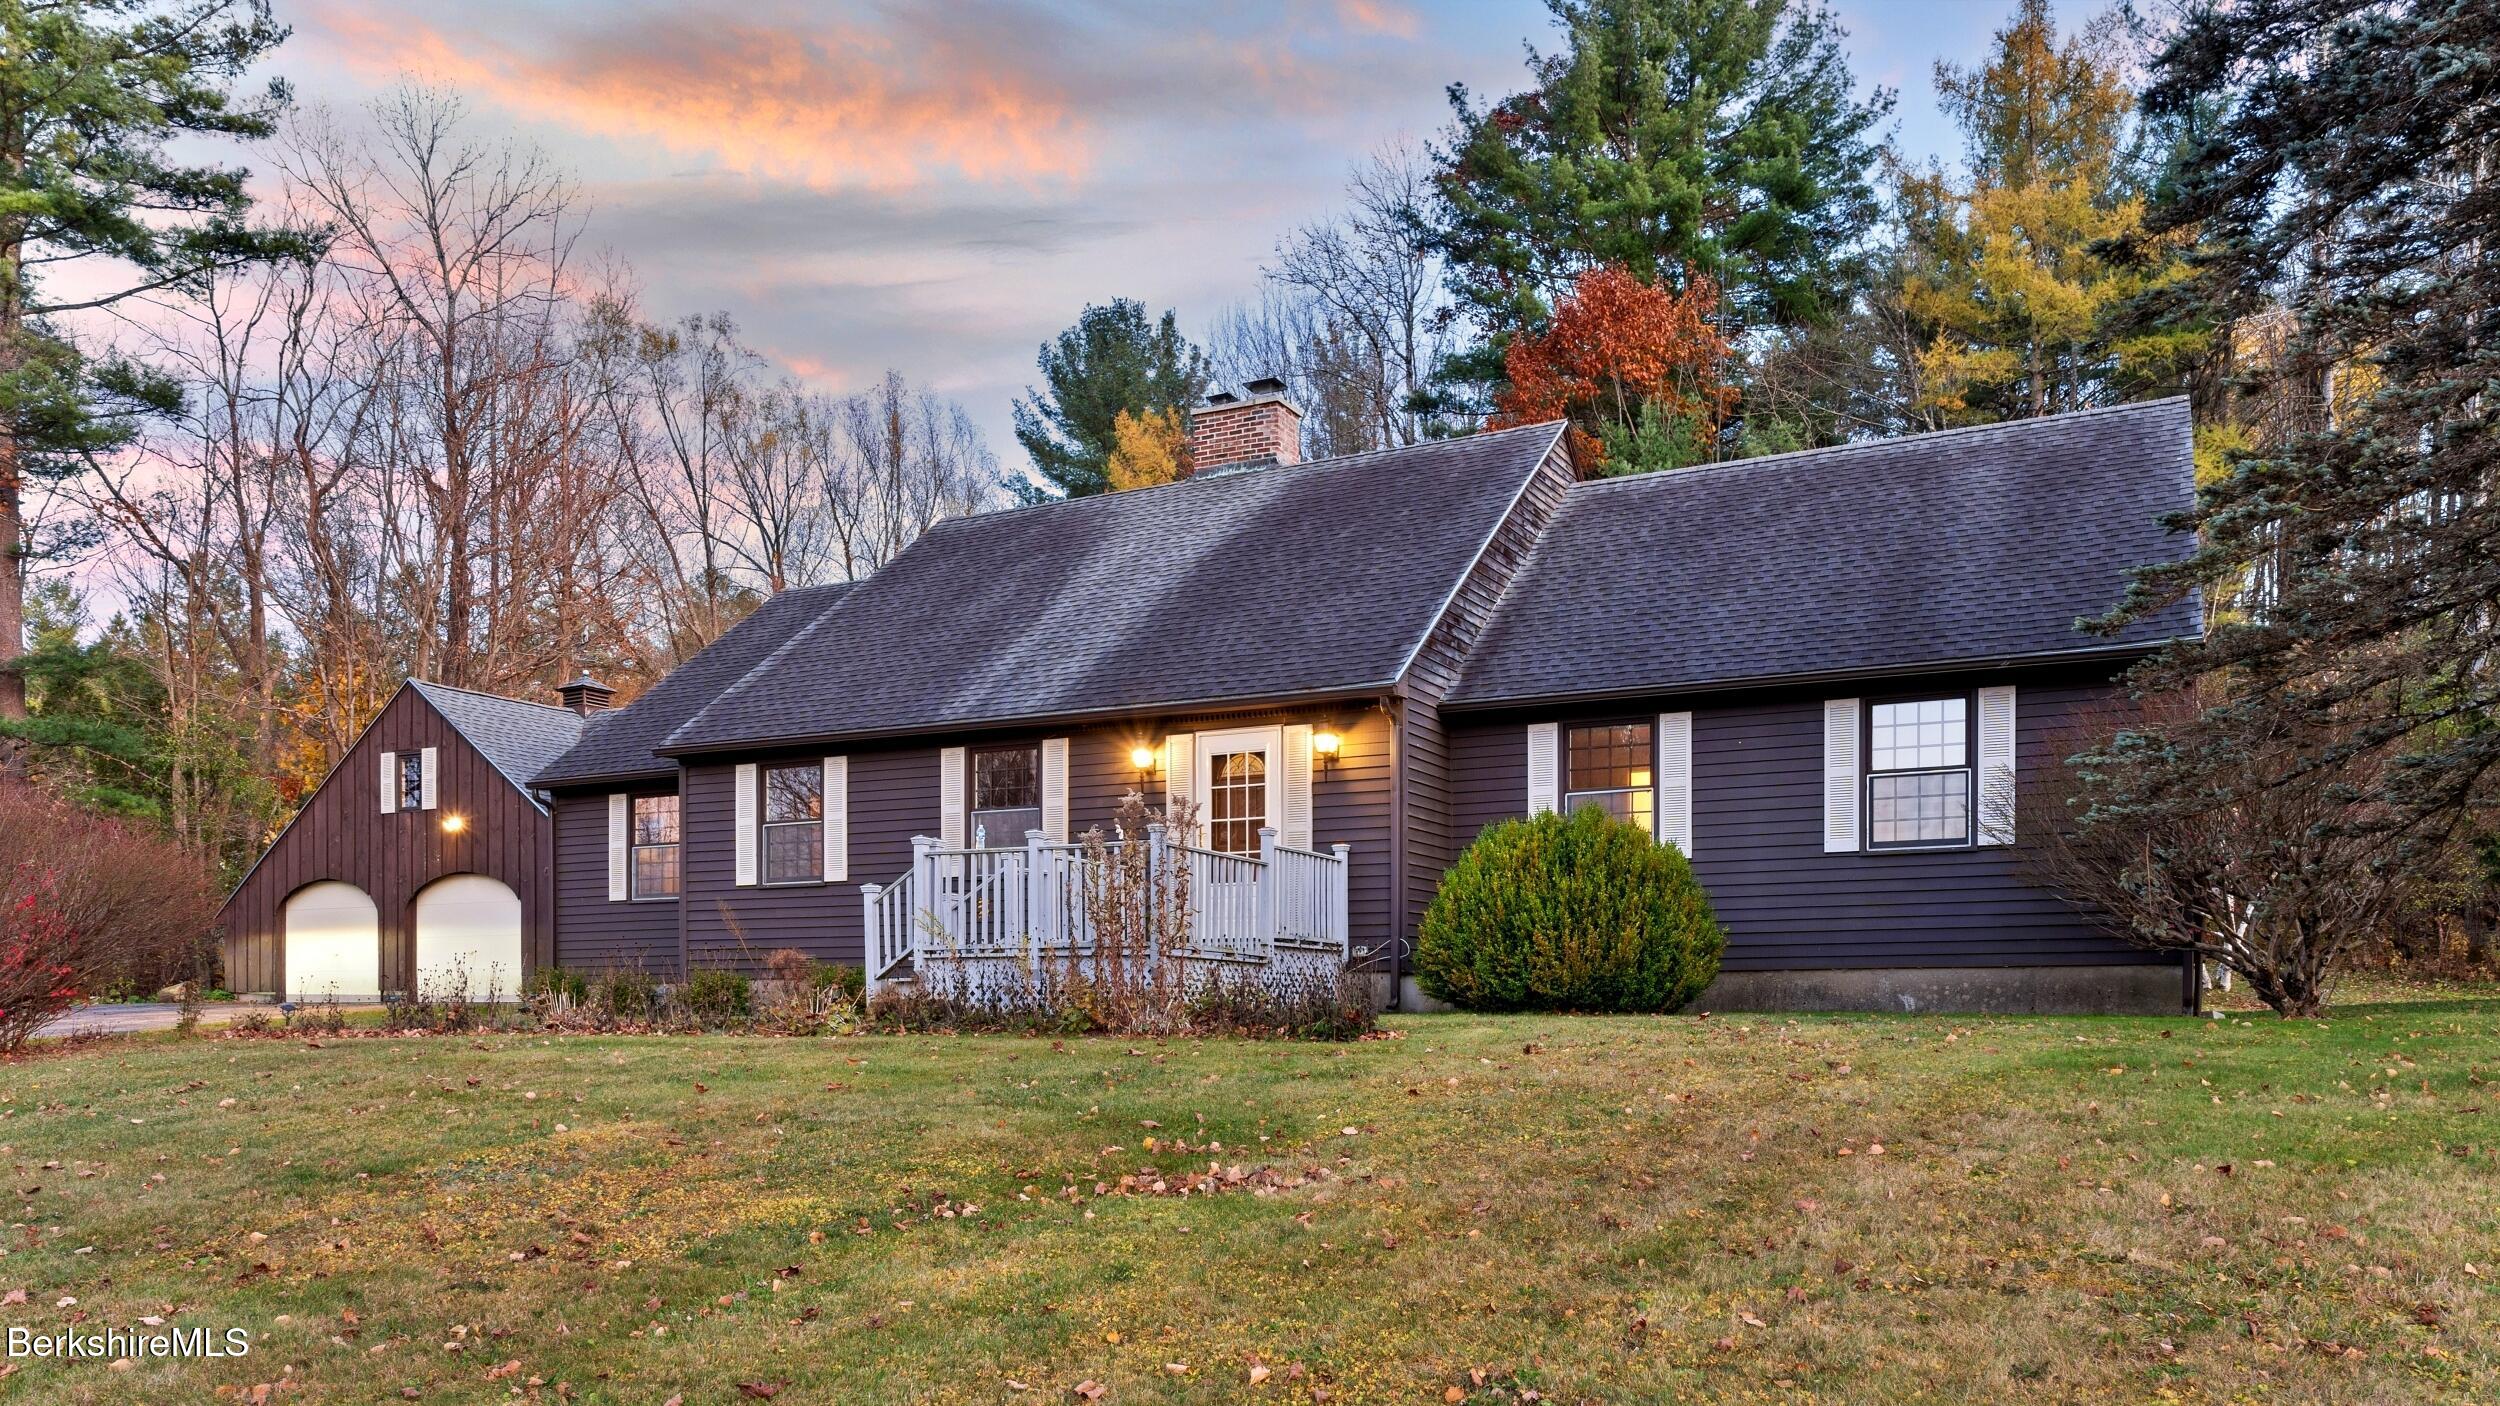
[215,685,558,995]
[549,787,682,973]
[1445,667,2160,971]
[1393,436,1576,965]
[671,704,1396,977]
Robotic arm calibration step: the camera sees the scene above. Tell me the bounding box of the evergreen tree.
[1010,300,1207,500]
[2097,0,2500,848]
[1431,0,1891,418]
[0,0,314,723]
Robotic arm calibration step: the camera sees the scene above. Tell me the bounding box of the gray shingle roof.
[407,681,587,808]
[666,422,1569,752]
[1445,399,2203,709]
[532,583,856,787]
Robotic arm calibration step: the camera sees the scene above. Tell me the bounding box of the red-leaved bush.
[0,783,222,1050]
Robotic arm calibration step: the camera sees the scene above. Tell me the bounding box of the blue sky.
[275,0,2097,455]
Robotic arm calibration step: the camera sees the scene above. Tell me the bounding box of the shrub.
[1415,806,1723,1013]
[681,968,751,1024]
[0,781,223,1048]
[595,968,660,1020]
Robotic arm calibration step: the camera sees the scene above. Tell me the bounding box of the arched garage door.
[414,875,523,1001]
[284,881,380,1002]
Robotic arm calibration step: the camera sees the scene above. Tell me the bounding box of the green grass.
[4,997,2496,1403]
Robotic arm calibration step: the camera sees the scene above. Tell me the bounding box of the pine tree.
[2097,0,2500,848]
[1010,300,1207,500]
[0,0,313,723]
[1431,0,1890,419]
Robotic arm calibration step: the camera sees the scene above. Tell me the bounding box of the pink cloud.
[1336,0,1421,39]
[300,3,1092,189]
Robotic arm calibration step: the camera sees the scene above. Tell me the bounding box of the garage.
[414,874,525,1001]
[283,881,381,1002]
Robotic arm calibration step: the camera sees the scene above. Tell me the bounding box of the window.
[631,795,680,898]
[969,744,1041,848]
[1206,748,1268,855]
[399,751,425,810]
[1867,696,1971,848]
[1564,722,1653,835]
[760,764,823,883]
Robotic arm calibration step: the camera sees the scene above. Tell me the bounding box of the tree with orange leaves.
[1490,266,1737,476]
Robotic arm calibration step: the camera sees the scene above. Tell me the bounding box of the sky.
[268,0,2092,465]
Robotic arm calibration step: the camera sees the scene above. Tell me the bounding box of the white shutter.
[734,763,759,886]
[1163,734,1196,840]
[379,751,398,814]
[1040,737,1070,841]
[1823,699,1862,853]
[1656,711,1693,854]
[822,757,849,880]
[420,746,440,810]
[939,746,967,848]
[1279,723,1313,850]
[607,793,630,900]
[1976,685,2018,846]
[1525,722,1559,816]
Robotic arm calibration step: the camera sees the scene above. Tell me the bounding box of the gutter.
[657,683,1397,760]
[1439,638,2188,716]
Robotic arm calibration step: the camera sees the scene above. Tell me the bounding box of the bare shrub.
[2023,695,2422,1017]
[0,783,223,1051]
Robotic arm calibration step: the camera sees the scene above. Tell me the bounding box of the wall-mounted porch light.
[441,813,468,835]
[1311,728,1343,772]
[1129,744,1158,784]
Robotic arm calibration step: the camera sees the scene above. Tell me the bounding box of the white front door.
[1192,726,1283,855]
[414,874,523,1001]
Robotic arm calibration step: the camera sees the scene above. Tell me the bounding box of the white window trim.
[1862,693,1978,853]
[606,792,629,901]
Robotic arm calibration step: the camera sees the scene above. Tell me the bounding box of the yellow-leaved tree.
[1897,0,2193,422]
[1104,407,1190,491]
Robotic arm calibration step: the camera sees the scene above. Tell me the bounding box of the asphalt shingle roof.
[1445,399,2203,709]
[533,584,856,787]
[665,422,1569,752]
[407,681,587,807]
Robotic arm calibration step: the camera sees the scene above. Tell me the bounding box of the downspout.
[1382,695,1404,1012]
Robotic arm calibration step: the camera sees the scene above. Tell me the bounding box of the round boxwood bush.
[1415,805,1723,1012]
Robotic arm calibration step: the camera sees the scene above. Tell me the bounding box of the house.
[221,390,2203,1014]
[216,681,588,1001]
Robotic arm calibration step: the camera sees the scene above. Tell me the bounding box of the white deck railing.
[862,825,1349,991]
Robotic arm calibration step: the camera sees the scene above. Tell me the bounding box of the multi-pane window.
[970,745,1041,848]
[399,751,426,810]
[761,764,823,883]
[1207,749,1268,855]
[631,795,680,898]
[1867,697,1971,848]
[1565,722,1654,835]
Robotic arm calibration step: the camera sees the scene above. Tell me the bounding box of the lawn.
[4,1000,2495,1405]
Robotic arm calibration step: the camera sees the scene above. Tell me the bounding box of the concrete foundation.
[1697,963,2190,1016]
[1388,965,2189,1016]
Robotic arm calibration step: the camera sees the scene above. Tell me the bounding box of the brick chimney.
[557,673,615,716]
[1189,376,1302,476]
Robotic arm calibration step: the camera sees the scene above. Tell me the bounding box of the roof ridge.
[1563,397,2191,493]
[408,677,578,715]
[965,419,1572,528]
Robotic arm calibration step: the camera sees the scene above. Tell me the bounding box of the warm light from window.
[1312,730,1343,759]
[440,814,467,835]
[1129,745,1157,773]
